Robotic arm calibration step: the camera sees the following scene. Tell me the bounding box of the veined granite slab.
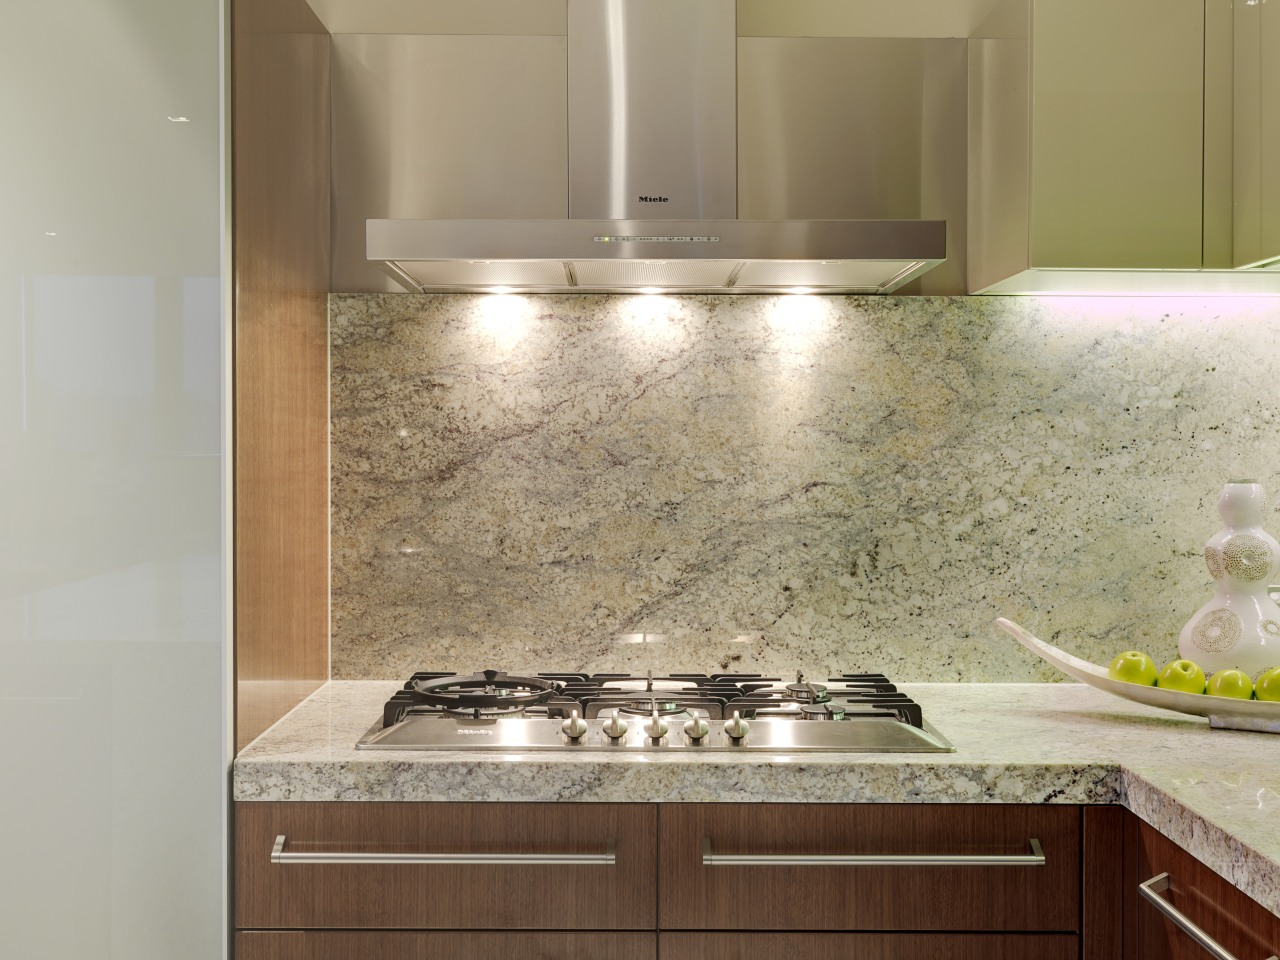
[235,681,1280,916]
[329,293,1280,680]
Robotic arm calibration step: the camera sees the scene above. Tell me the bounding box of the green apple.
[1156,659,1206,694]
[1107,651,1158,686]
[1255,666,1280,702]
[1206,669,1254,700]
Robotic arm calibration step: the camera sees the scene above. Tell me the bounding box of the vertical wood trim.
[1081,806,1126,960]
[1123,807,1140,960]
[232,0,331,751]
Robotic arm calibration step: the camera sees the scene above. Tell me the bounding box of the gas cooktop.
[356,669,956,753]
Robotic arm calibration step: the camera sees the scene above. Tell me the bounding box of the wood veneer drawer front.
[661,932,1078,960]
[236,931,656,960]
[658,804,1080,931]
[1136,820,1280,960]
[235,802,656,930]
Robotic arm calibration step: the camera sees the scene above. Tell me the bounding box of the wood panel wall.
[232,0,330,751]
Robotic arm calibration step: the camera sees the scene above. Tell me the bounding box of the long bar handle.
[701,836,1045,866]
[1139,873,1279,960]
[271,835,617,866]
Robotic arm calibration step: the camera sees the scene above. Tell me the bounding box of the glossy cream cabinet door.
[0,2,228,959]
[1235,0,1280,269]
[1029,0,1205,270]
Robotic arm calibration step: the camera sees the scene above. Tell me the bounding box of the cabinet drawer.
[658,804,1079,931]
[1136,819,1280,960]
[236,931,656,960]
[662,932,1077,960]
[235,802,656,930]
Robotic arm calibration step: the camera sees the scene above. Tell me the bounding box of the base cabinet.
[236,802,655,930]
[1136,820,1280,960]
[658,804,1080,931]
[660,933,1077,960]
[233,801,1280,960]
[235,932,655,960]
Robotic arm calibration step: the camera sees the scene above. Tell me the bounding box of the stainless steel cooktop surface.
[355,669,956,754]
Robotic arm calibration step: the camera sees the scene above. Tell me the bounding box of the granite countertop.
[235,681,1280,916]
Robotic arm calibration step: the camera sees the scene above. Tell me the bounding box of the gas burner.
[800,702,845,720]
[618,699,684,717]
[785,671,829,703]
[361,668,955,753]
[381,669,561,727]
[442,702,530,720]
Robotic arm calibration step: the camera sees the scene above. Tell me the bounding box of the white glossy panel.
[0,1,227,958]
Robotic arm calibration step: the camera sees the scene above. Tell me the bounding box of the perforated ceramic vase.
[1178,480,1280,677]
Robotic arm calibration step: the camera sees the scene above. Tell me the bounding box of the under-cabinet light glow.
[622,294,685,344]
[766,295,833,367]
[476,294,532,352]
[1032,295,1280,326]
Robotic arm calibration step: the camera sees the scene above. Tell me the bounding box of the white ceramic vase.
[1179,480,1280,677]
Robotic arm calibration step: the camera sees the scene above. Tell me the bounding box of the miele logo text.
[456,729,493,735]
[638,195,669,203]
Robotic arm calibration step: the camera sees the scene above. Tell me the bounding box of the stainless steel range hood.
[367,0,947,295]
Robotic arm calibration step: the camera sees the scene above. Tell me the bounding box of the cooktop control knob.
[601,710,628,740]
[683,716,710,741]
[644,709,669,740]
[561,709,588,740]
[724,710,749,740]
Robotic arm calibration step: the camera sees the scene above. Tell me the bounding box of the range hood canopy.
[367,0,947,295]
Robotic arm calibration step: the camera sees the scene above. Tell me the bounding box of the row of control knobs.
[560,709,749,742]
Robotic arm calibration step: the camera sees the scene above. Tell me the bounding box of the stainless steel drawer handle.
[1139,873,1279,960]
[701,837,1045,866]
[271,835,617,866]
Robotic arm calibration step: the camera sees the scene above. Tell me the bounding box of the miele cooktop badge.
[356,669,956,754]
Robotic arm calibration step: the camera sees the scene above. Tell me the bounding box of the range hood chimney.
[367,0,946,295]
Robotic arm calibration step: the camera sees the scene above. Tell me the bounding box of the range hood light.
[638,287,664,295]
[488,286,515,294]
[788,287,814,295]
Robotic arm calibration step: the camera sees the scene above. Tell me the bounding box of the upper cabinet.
[1235,0,1280,269]
[1030,0,1204,271]
[969,0,1280,294]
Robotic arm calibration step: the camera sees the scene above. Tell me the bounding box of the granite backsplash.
[330,293,1280,680]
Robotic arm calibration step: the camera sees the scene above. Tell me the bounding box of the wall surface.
[331,293,1280,681]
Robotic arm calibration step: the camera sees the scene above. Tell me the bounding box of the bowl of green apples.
[996,617,1280,734]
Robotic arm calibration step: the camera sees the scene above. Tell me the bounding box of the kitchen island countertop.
[235,681,1280,916]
